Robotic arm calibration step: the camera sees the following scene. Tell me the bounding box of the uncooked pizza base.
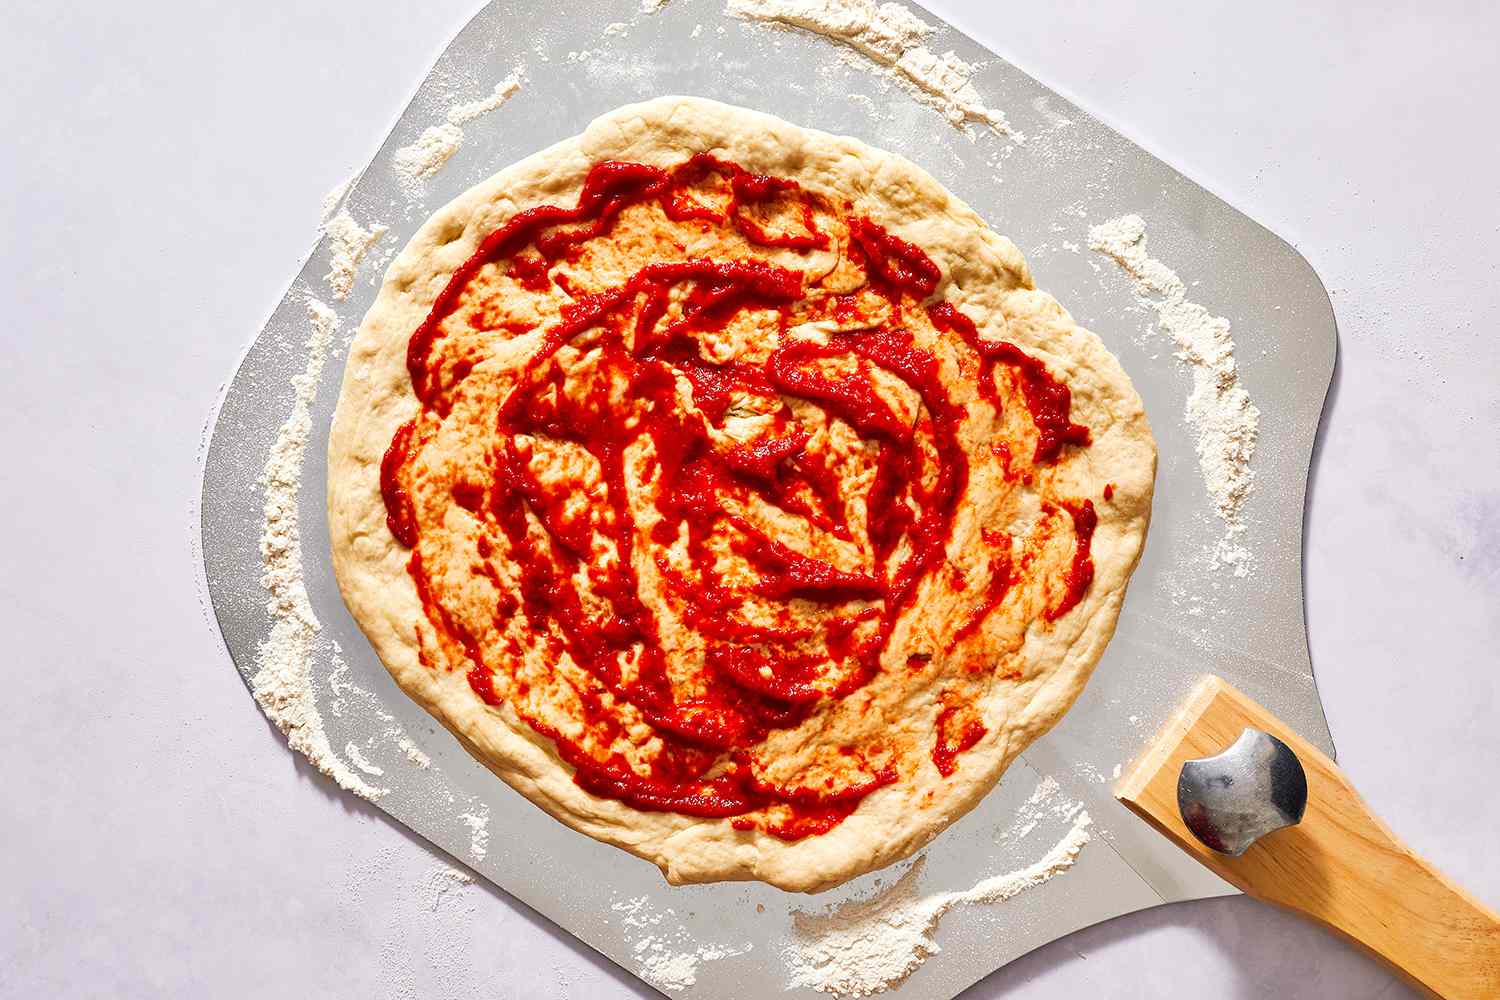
[328,96,1155,892]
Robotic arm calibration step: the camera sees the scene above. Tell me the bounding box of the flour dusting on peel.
[1089,215,1260,575]
[393,68,524,196]
[784,806,1092,996]
[252,298,384,800]
[398,734,432,768]
[611,894,752,992]
[727,0,1018,138]
[1002,774,1065,840]
[459,805,491,862]
[345,741,386,777]
[321,209,388,301]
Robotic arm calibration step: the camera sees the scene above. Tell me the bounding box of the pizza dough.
[328,96,1155,892]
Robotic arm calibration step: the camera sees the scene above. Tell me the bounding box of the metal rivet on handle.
[1177,728,1308,856]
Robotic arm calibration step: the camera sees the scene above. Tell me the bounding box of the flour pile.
[784,808,1092,996]
[727,0,1018,138]
[251,298,384,800]
[393,68,525,196]
[1089,214,1260,575]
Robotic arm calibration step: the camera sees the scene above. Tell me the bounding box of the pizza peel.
[199,1,1348,995]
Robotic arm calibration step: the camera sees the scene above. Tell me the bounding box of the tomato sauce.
[380,155,1097,837]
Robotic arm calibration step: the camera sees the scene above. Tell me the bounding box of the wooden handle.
[1116,675,1500,998]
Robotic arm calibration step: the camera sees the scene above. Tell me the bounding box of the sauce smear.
[380,156,1099,837]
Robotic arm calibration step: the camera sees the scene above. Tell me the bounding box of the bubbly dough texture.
[328,97,1154,892]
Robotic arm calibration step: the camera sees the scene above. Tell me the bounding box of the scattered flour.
[326,652,353,718]
[319,176,353,225]
[459,806,492,862]
[847,91,880,118]
[345,742,386,777]
[611,895,752,992]
[393,68,524,196]
[344,851,489,996]
[398,734,433,768]
[422,865,476,911]
[251,298,384,800]
[1002,773,1062,827]
[997,774,1084,841]
[641,0,672,11]
[1089,214,1260,576]
[321,209,388,301]
[1073,759,1106,785]
[726,0,1018,138]
[1021,775,1060,811]
[784,809,1092,996]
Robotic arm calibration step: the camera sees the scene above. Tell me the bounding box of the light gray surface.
[2,2,1495,999]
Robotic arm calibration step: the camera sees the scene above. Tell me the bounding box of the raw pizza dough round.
[328,96,1154,892]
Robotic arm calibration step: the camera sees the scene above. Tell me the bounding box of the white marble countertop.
[3,1,1496,997]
